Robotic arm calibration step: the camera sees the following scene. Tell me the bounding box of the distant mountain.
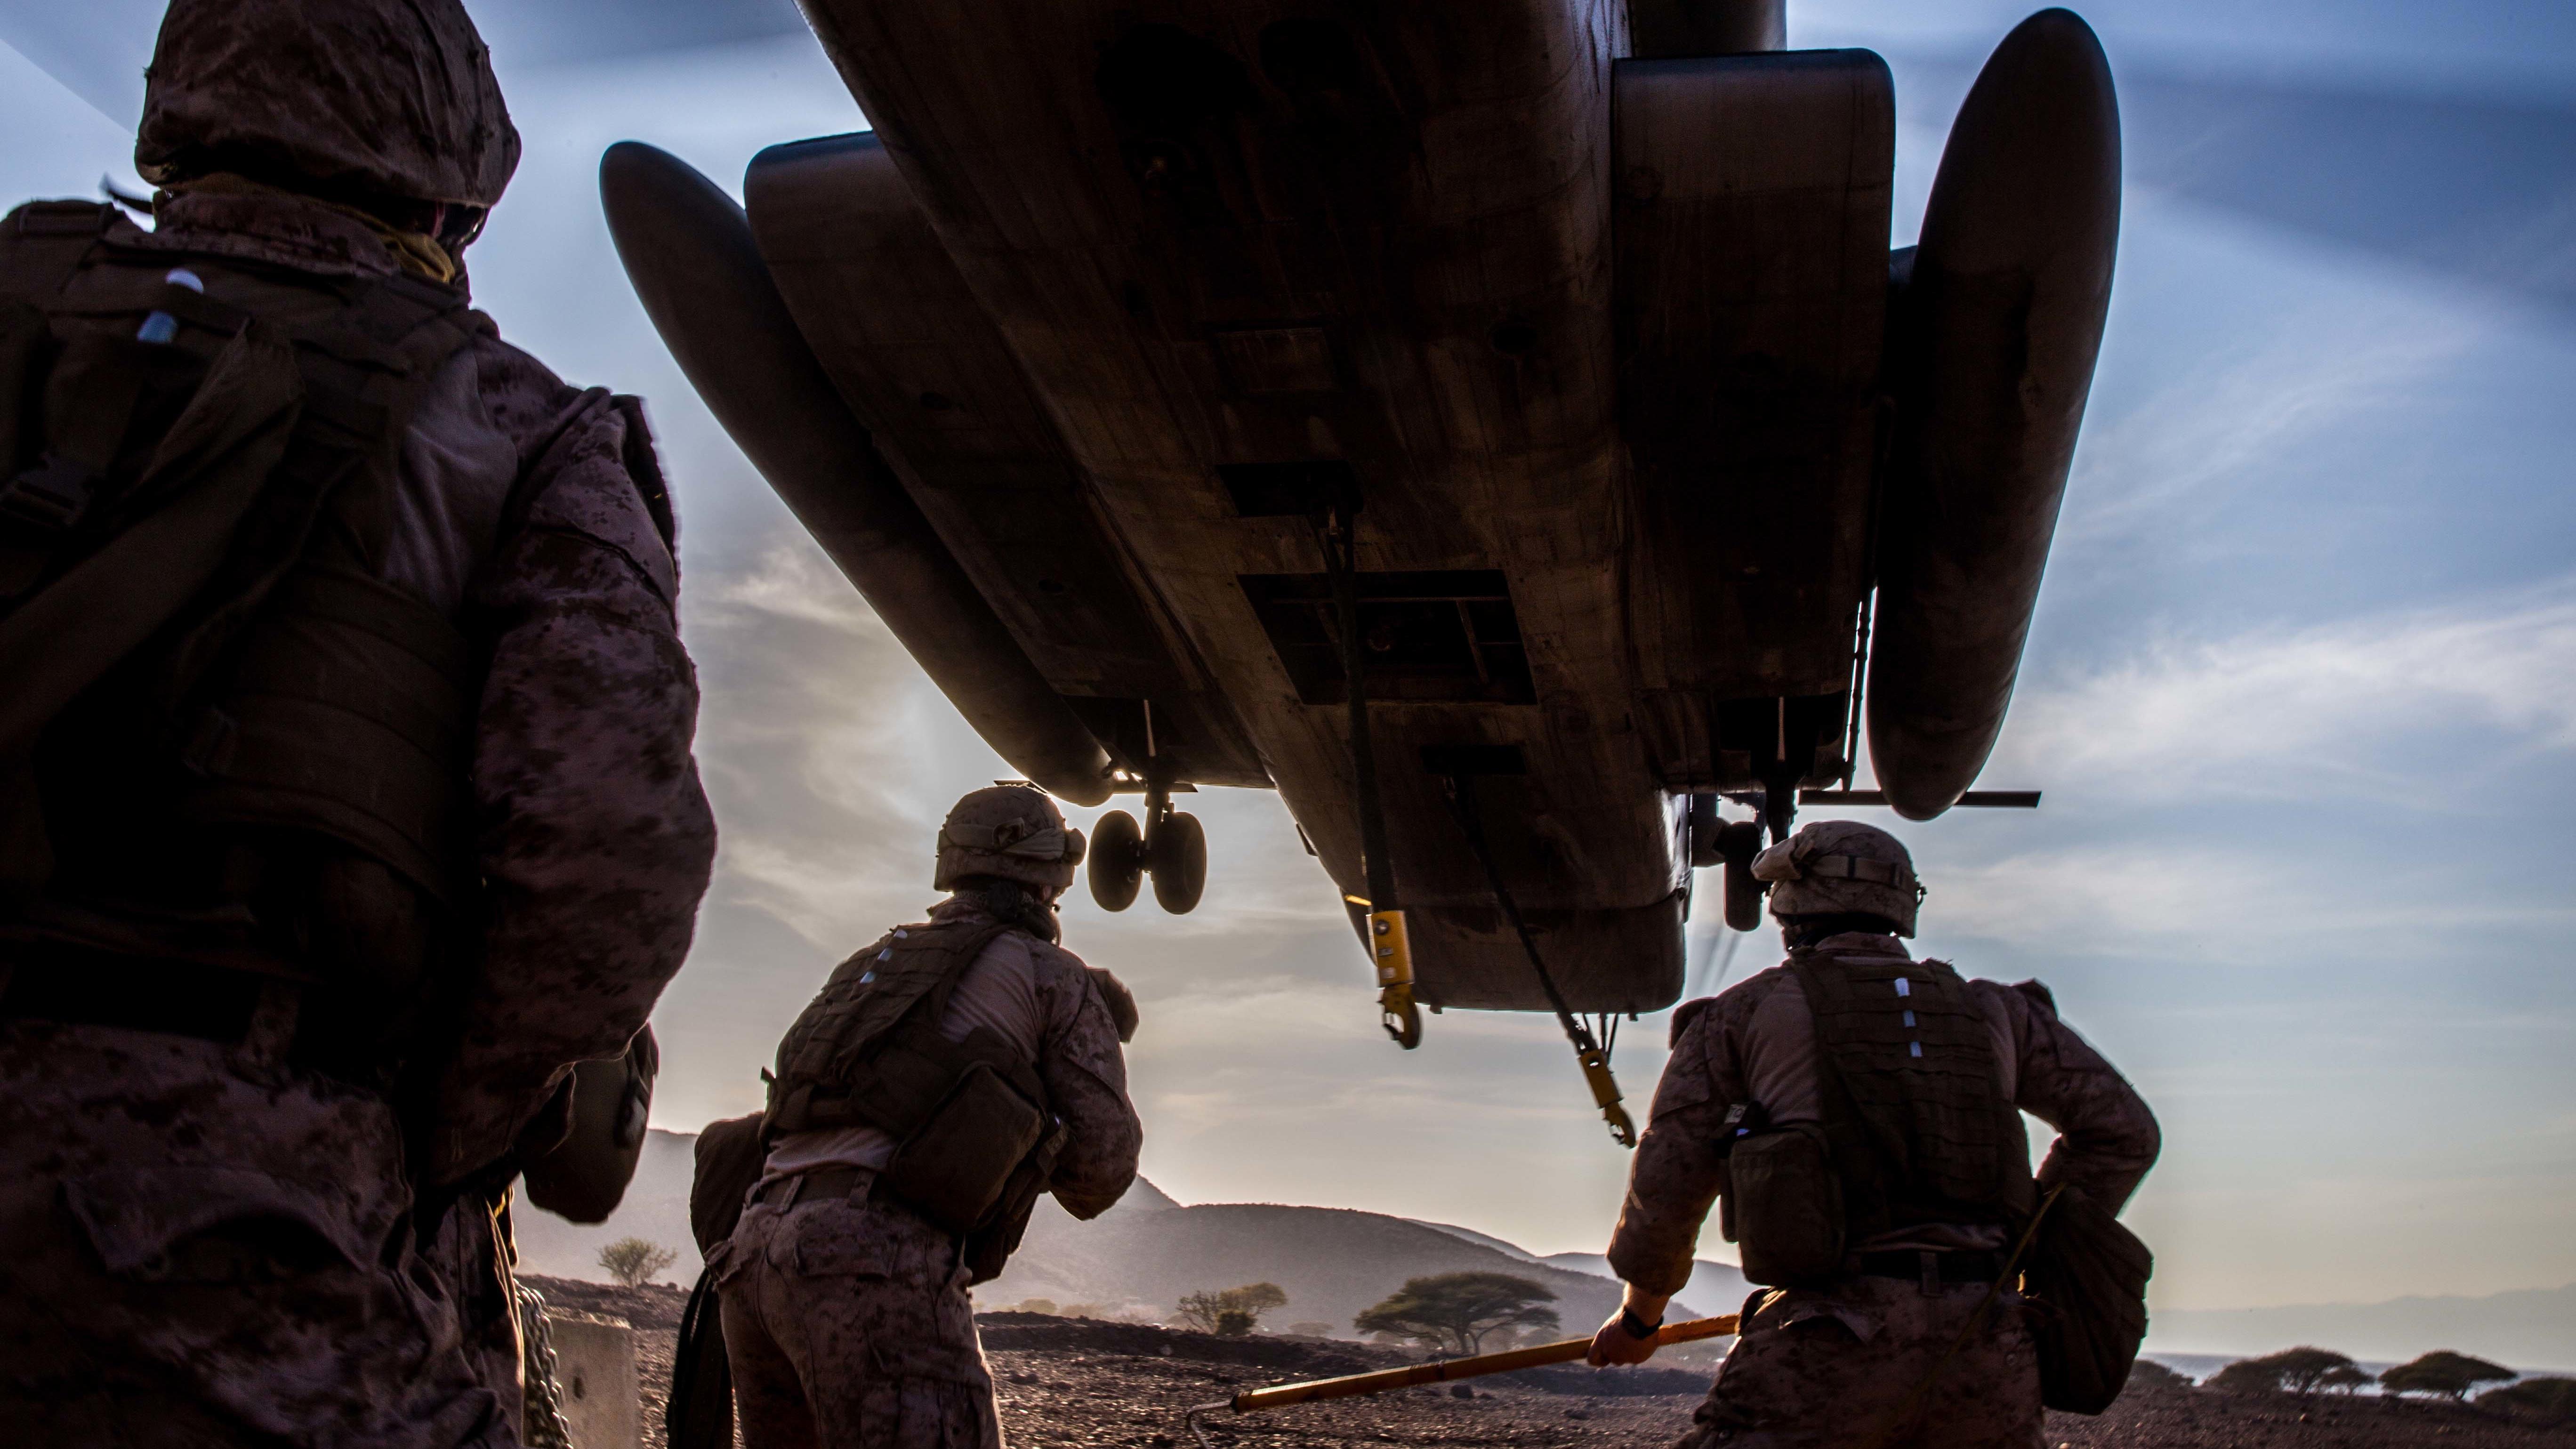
[1406,1220,1754,1318]
[514,1130,1695,1336]
[513,1133,2574,1375]
[2147,1284,2576,1370]
[982,1190,1703,1335]
[1539,1252,1754,1318]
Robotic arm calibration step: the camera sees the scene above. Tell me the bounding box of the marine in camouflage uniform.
[0,2,716,1444]
[720,785,1143,1449]
[1587,822,2157,1449]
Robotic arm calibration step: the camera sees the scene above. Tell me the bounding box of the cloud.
[2062,275,2483,551]
[681,531,947,951]
[1991,580,2576,797]
[1933,844,2287,942]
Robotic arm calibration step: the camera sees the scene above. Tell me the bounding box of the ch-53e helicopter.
[601,0,2107,1140]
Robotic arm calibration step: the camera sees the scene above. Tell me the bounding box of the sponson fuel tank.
[598,141,1115,805]
[1868,8,2119,819]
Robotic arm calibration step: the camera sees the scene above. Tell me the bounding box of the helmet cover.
[934,784,1087,894]
[137,0,521,209]
[1753,820,1924,936]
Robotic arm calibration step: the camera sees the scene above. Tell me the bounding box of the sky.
[3,1,2571,1323]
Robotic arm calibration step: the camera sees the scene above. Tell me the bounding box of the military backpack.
[762,905,1066,1279]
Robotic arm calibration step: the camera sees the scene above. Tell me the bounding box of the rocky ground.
[522,1280,2573,1449]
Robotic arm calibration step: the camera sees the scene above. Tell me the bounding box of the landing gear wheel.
[1723,858,1763,933]
[1088,809,1144,911]
[1148,810,1207,914]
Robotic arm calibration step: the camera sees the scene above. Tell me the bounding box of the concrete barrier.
[549,1311,641,1449]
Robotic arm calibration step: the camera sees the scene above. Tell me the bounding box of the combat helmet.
[934,784,1087,895]
[1751,820,1925,936]
[136,0,521,217]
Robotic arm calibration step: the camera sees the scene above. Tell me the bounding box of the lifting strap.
[1313,499,1418,1049]
[1438,773,1637,1148]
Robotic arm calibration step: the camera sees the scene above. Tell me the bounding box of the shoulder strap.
[763,917,1035,1138]
[143,269,481,712]
[911,919,1020,1034]
[0,201,120,299]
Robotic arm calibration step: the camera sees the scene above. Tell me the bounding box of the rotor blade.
[2125,74,2576,314]
[1684,928,1722,998]
[473,0,809,69]
[1707,927,1745,995]
[0,0,816,128]
[0,0,165,125]
[1897,54,2576,315]
[1800,789,2039,808]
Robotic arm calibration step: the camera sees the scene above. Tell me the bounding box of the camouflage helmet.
[1751,820,1924,936]
[934,784,1087,894]
[136,0,521,211]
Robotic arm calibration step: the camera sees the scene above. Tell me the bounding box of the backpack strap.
[0,204,153,596]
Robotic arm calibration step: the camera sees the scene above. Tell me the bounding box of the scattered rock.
[533,1289,2576,1449]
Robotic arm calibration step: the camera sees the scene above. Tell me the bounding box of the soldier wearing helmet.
[0,1,714,1442]
[1586,821,2159,1449]
[718,784,1143,1449]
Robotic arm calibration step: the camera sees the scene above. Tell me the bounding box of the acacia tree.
[2382,1351,2516,1401]
[2125,1360,2192,1393]
[2479,1377,2576,1425]
[597,1237,677,1288]
[1353,1272,1560,1355]
[1175,1283,1289,1336]
[2207,1347,2357,1396]
[2318,1364,2374,1394]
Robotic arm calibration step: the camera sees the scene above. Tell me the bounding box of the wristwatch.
[1619,1307,1663,1340]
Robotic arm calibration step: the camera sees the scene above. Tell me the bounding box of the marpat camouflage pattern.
[1608,933,2158,1449]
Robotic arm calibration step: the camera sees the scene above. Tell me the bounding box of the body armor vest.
[764,913,1064,1281]
[1726,944,2035,1286]
[1791,946,2037,1235]
[0,200,489,1063]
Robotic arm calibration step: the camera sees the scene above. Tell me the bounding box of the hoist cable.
[1440,775,1637,1147]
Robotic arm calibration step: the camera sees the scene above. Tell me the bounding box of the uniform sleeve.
[1994,983,2161,1213]
[425,346,716,1185]
[1605,1002,1739,1296]
[1030,948,1143,1220]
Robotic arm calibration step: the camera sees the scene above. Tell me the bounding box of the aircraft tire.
[1723,857,1764,933]
[1148,811,1207,915]
[1089,810,1145,911]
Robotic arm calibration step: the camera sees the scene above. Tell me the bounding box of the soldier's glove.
[1087,966,1141,1043]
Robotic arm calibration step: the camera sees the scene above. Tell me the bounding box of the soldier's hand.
[1587,1313,1658,1366]
[1586,1292,1668,1367]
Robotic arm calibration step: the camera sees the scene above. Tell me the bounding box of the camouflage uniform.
[0,2,715,1443]
[1609,919,2157,1448]
[719,894,1143,1449]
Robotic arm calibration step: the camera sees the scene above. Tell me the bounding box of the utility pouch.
[688,1112,769,1255]
[883,1060,1046,1236]
[962,1114,1065,1287]
[2020,1184,2152,1414]
[523,1030,659,1225]
[1729,1123,1846,1287]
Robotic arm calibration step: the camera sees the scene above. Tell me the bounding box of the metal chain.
[517,1281,575,1449]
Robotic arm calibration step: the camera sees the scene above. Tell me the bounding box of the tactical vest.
[1725,945,2035,1286]
[0,200,491,1062]
[763,914,1065,1280]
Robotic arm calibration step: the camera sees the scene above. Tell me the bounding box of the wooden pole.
[1212,1315,1740,1415]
